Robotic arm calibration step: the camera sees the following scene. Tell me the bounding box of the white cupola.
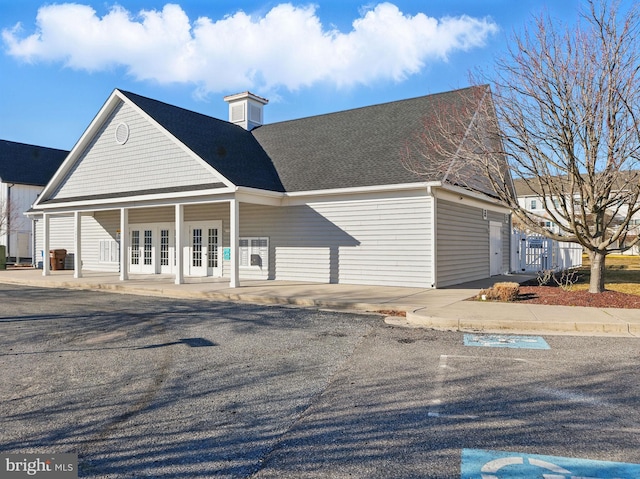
[223,91,269,130]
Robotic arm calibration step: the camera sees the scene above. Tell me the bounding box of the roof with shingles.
[252,92,455,191]
[121,86,494,194]
[119,90,284,192]
[0,139,68,186]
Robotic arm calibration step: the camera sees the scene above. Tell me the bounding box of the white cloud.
[2,2,498,94]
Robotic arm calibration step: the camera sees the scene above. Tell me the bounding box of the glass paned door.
[159,228,175,274]
[143,230,153,265]
[130,228,155,273]
[189,227,205,276]
[131,230,140,268]
[141,229,154,273]
[207,228,219,273]
[188,222,222,277]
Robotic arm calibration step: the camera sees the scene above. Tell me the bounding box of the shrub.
[477,282,520,302]
[537,269,555,286]
[536,268,581,291]
[554,269,581,291]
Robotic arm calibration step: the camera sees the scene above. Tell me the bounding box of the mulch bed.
[516,285,640,309]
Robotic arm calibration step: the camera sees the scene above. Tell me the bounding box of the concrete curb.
[405,309,638,337]
[3,271,639,338]
[0,275,408,316]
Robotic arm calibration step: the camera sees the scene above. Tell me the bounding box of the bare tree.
[402,0,640,293]
[0,191,24,259]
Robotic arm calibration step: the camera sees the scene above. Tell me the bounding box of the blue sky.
[1,0,586,151]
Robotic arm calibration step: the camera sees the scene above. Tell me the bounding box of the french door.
[128,221,221,277]
[159,227,175,274]
[129,228,156,274]
[129,224,175,274]
[188,221,222,277]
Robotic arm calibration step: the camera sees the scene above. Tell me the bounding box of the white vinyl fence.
[512,231,583,273]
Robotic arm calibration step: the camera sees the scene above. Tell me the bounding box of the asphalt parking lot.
[1,283,639,478]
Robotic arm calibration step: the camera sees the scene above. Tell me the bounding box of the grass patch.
[575,254,640,295]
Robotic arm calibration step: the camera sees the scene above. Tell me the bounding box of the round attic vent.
[115,122,130,145]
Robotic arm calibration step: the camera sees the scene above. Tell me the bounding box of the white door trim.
[186,221,222,277]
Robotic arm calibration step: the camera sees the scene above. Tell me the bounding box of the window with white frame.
[530,199,537,210]
[99,239,119,263]
[239,237,269,269]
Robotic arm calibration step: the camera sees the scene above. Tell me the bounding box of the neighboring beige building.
[514,178,640,255]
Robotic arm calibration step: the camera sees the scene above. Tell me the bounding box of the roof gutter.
[284,181,440,199]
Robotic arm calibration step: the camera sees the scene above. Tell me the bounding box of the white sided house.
[0,140,68,264]
[29,87,512,288]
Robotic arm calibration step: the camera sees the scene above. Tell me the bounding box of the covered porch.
[36,188,282,288]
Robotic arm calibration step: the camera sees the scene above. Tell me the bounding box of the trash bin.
[50,249,67,270]
[0,245,6,270]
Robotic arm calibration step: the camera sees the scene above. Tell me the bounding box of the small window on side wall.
[239,237,268,270]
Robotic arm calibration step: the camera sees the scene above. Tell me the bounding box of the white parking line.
[428,354,479,419]
[427,354,538,420]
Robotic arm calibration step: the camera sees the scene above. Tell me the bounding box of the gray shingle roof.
[0,139,68,186]
[119,90,284,192]
[121,86,496,195]
[252,91,456,191]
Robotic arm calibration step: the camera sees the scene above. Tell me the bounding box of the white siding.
[49,216,74,251]
[36,213,119,271]
[1,183,42,260]
[129,207,174,224]
[239,196,433,288]
[436,199,498,287]
[81,211,120,272]
[48,215,75,270]
[50,101,222,200]
[38,197,433,286]
[276,247,331,282]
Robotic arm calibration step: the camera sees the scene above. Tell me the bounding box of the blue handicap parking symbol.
[461,448,640,478]
[463,334,550,350]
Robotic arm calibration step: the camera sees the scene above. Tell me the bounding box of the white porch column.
[229,198,240,288]
[42,213,50,276]
[119,208,129,281]
[74,211,82,278]
[175,204,184,285]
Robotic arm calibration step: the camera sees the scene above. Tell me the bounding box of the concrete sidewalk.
[1,268,638,337]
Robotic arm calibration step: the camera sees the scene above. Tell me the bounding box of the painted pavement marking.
[464,334,550,350]
[428,354,478,419]
[461,448,640,478]
[428,355,534,420]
